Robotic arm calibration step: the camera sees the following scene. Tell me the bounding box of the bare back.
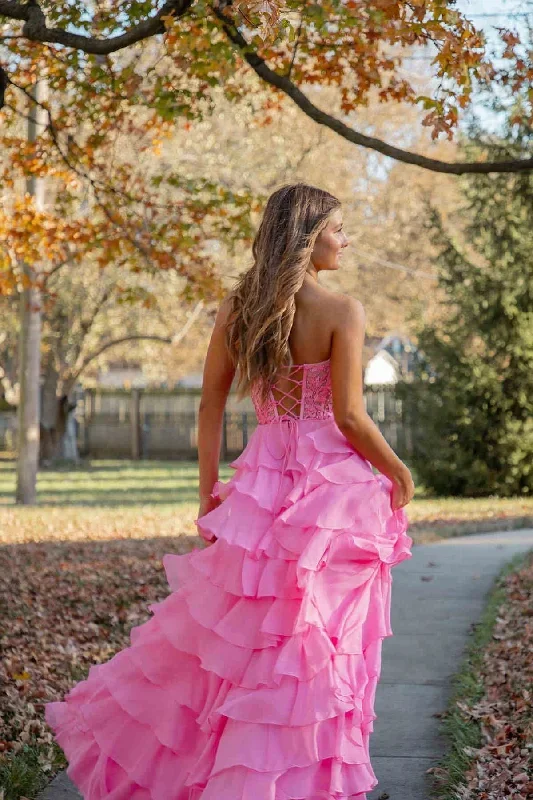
[286,282,338,366]
[206,280,365,429]
[270,283,344,416]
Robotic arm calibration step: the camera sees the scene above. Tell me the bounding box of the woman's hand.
[390,467,415,511]
[195,492,221,544]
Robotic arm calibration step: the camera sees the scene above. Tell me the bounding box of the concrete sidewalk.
[38,528,533,800]
[367,528,532,800]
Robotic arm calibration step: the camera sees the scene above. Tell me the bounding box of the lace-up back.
[251,358,334,424]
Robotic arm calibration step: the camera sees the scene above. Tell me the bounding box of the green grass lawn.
[0,458,234,547]
[1,457,532,546]
[0,458,234,508]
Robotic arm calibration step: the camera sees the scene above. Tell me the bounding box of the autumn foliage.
[1,1,531,297]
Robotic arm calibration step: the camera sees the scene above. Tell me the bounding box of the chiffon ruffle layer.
[45,417,412,800]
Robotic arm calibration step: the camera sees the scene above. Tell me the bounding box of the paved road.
[38,529,533,800]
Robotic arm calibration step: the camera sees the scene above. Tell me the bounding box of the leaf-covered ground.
[431,551,533,799]
[0,458,532,798]
[0,460,213,796]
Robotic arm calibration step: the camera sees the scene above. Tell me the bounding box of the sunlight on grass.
[0,458,531,546]
[0,459,233,508]
[0,460,235,544]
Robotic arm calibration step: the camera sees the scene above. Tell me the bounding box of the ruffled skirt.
[45,417,412,799]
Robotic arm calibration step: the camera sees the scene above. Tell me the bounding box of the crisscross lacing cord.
[270,367,303,512]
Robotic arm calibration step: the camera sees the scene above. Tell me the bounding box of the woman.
[45,182,414,799]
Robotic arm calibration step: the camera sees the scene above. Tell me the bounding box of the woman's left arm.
[195,294,236,537]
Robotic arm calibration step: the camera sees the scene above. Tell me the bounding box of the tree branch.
[3,3,530,173]
[66,299,204,389]
[61,286,118,388]
[212,6,533,175]
[0,1,26,21]
[0,0,194,54]
[285,9,304,80]
[171,298,204,345]
[0,64,7,107]
[68,335,174,390]
[78,287,114,342]
[42,251,79,284]
[3,75,175,270]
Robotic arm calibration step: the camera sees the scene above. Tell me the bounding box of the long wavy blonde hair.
[225,182,341,404]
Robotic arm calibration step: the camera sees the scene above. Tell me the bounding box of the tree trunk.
[16,276,42,503]
[16,78,47,504]
[59,405,80,463]
[39,394,79,465]
[39,355,59,464]
[39,354,80,464]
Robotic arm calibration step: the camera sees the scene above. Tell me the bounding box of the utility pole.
[16,79,47,504]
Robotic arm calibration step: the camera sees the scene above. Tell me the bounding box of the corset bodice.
[250,358,334,424]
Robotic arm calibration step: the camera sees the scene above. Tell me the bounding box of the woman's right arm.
[330,296,415,510]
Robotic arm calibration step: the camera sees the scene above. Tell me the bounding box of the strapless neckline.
[283,357,330,369]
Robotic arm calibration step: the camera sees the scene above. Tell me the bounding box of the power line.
[355,248,439,280]
[469,12,532,18]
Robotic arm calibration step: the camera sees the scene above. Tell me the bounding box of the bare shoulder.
[297,286,365,343]
[339,293,365,323]
[324,290,365,329]
[215,291,236,326]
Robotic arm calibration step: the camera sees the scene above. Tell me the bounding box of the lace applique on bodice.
[251,359,334,424]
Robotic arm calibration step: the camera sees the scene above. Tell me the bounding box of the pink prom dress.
[45,358,412,799]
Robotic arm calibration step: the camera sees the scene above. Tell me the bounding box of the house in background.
[176,372,204,389]
[364,332,421,387]
[96,361,147,388]
[92,333,422,392]
[364,349,401,387]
